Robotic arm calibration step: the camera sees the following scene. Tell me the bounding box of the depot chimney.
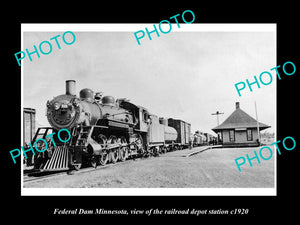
[236,102,240,109]
[66,80,76,95]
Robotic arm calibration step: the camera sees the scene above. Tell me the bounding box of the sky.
[23,25,276,134]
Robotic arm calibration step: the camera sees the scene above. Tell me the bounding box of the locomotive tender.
[33,80,191,171]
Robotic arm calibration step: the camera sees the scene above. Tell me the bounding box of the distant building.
[212,102,270,147]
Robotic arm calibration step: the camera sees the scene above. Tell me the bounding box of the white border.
[22,188,276,196]
[21,23,276,32]
[21,23,277,196]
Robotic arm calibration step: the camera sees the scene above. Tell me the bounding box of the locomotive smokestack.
[66,80,76,95]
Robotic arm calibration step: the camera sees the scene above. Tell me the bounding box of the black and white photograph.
[21,24,276,195]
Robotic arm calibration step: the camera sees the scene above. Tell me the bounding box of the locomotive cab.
[118,100,150,132]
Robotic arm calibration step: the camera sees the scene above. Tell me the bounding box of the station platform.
[162,145,222,157]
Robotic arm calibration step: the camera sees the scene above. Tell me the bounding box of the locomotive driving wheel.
[98,152,109,166]
[96,134,108,166]
[118,147,129,162]
[110,149,119,164]
[108,135,119,163]
[117,136,128,162]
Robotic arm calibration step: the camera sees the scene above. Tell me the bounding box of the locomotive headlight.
[53,102,60,110]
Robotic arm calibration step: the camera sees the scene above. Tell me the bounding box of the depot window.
[247,129,253,141]
[229,130,235,142]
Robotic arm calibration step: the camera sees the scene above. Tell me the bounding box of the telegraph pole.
[254,101,261,146]
[211,111,224,126]
[212,111,224,145]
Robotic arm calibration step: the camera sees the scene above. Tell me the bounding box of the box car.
[23,108,36,165]
[168,118,191,147]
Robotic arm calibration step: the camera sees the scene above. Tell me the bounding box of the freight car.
[31,80,190,171]
[204,133,218,145]
[167,118,191,150]
[23,108,36,166]
[192,131,217,146]
[192,130,207,147]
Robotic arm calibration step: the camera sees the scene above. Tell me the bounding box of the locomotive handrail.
[105,112,131,117]
[104,118,135,125]
[31,127,54,145]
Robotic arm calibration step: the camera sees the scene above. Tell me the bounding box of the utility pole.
[212,111,224,145]
[211,111,224,126]
[254,101,261,146]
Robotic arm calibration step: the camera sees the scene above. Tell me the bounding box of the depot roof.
[212,102,270,132]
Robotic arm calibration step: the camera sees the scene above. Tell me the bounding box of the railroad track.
[23,157,143,183]
[23,146,215,184]
[23,170,69,183]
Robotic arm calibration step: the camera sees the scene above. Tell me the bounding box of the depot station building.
[212,102,270,147]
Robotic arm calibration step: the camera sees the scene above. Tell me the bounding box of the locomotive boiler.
[32,80,184,171]
[46,80,134,130]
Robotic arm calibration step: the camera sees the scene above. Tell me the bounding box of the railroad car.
[167,118,191,149]
[192,131,207,147]
[204,133,217,145]
[23,108,36,166]
[31,80,190,171]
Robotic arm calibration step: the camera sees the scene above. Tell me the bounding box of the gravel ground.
[24,146,274,188]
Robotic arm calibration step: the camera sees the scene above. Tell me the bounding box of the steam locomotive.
[32,80,191,171]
